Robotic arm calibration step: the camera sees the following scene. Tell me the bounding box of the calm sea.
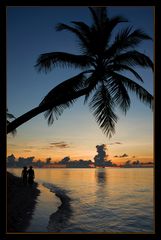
[8,168,154,233]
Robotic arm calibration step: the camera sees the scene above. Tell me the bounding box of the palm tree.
[7,7,153,137]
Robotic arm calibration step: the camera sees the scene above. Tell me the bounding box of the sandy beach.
[7,172,40,232]
[7,171,70,233]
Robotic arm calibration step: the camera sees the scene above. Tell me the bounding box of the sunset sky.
[7,6,154,164]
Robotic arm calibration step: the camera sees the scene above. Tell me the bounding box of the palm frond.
[103,16,128,45]
[98,7,108,22]
[106,27,152,59]
[35,52,91,72]
[71,21,91,37]
[109,72,153,109]
[56,23,89,50]
[107,63,144,82]
[113,50,154,70]
[7,111,17,136]
[40,72,89,124]
[106,15,128,28]
[116,27,152,47]
[88,7,107,30]
[89,84,118,137]
[70,21,95,53]
[44,99,75,125]
[40,72,88,106]
[91,7,108,25]
[7,109,16,119]
[84,73,100,104]
[105,76,131,114]
[7,113,15,119]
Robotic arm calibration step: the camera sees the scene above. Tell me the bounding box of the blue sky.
[7,6,154,163]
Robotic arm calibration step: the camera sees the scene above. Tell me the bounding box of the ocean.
[8,168,154,233]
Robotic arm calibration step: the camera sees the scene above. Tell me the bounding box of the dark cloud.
[50,141,65,145]
[114,153,128,158]
[50,141,70,149]
[94,144,107,165]
[120,153,128,158]
[108,142,122,145]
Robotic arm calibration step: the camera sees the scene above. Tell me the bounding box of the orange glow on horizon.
[7,148,153,164]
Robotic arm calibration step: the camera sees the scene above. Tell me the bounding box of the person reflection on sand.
[21,166,28,186]
[27,166,35,186]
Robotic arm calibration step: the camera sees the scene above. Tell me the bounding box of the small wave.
[43,182,72,232]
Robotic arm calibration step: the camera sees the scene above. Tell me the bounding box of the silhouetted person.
[27,166,35,186]
[21,166,28,185]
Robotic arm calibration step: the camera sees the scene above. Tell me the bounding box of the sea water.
[8,168,154,233]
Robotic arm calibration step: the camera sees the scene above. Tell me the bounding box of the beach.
[7,171,70,233]
[7,172,40,232]
[7,168,154,233]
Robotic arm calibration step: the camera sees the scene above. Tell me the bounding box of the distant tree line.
[7,152,153,168]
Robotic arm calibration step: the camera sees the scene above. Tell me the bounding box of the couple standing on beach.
[21,166,35,186]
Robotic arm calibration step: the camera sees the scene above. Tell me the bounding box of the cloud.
[108,142,122,145]
[120,153,128,157]
[8,144,35,149]
[25,146,35,149]
[50,141,70,149]
[23,150,32,152]
[114,153,128,158]
[8,144,17,147]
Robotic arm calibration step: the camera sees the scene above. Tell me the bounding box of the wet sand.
[7,172,40,232]
[26,184,60,232]
[43,183,73,232]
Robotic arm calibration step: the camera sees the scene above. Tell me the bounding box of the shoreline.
[43,183,72,232]
[26,183,60,232]
[7,166,154,169]
[7,172,40,232]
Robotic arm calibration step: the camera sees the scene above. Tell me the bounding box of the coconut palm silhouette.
[7,7,153,138]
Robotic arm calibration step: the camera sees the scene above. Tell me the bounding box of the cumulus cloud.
[94,144,107,165]
[50,141,70,149]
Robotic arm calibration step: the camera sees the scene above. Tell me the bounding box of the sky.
[7,6,154,164]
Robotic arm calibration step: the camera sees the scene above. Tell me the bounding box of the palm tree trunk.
[7,87,89,134]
